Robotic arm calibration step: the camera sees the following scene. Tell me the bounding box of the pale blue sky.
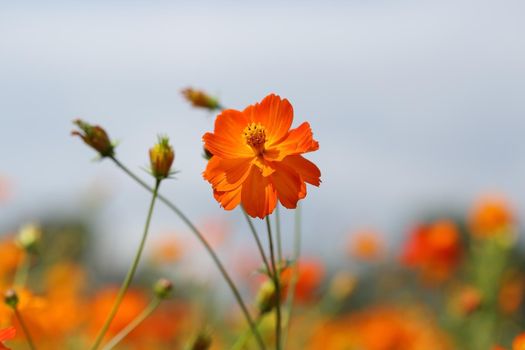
[1,1,524,264]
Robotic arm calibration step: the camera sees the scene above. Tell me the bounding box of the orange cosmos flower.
[401,220,462,282]
[348,229,384,261]
[203,94,321,218]
[469,195,515,239]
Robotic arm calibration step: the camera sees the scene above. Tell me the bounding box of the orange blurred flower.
[202,94,320,218]
[401,220,462,283]
[469,196,515,239]
[89,288,148,341]
[281,259,325,303]
[41,263,87,339]
[348,229,384,261]
[308,306,452,350]
[151,236,183,264]
[453,285,483,316]
[514,332,525,350]
[0,327,15,350]
[0,238,23,285]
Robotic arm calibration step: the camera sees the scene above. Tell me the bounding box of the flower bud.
[153,278,173,299]
[4,289,18,308]
[182,88,221,111]
[149,136,175,180]
[72,119,115,157]
[188,329,212,350]
[256,280,277,315]
[17,223,42,255]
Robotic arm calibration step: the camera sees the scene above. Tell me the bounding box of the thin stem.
[89,180,160,350]
[102,298,161,350]
[230,314,264,350]
[14,308,37,350]
[109,156,266,350]
[13,252,31,288]
[266,216,282,350]
[275,204,283,263]
[242,210,272,277]
[282,204,302,348]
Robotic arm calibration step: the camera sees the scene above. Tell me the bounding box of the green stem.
[266,216,282,350]
[242,210,272,277]
[13,252,31,288]
[230,314,264,350]
[275,205,283,263]
[109,156,265,350]
[282,204,302,348]
[14,307,37,350]
[89,180,160,350]
[101,298,161,350]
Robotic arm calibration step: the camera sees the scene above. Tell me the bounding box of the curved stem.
[109,156,265,350]
[275,204,283,263]
[282,204,302,348]
[266,216,282,350]
[89,180,160,350]
[14,308,37,350]
[230,314,264,350]
[242,210,271,276]
[13,252,31,288]
[102,298,161,350]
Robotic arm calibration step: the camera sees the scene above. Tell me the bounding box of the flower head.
[71,119,114,157]
[469,196,515,239]
[203,94,321,218]
[182,88,221,111]
[401,220,462,282]
[149,136,175,180]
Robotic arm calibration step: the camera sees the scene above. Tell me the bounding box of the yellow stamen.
[243,122,267,154]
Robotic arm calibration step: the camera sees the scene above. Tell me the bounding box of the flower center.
[243,122,267,154]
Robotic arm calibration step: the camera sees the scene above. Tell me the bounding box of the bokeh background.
[1,1,525,349]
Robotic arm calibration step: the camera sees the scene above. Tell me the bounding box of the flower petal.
[214,187,242,210]
[203,156,253,192]
[247,94,294,144]
[0,327,15,341]
[281,155,321,186]
[241,166,277,218]
[265,122,319,161]
[203,109,254,159]
[271,162,304,209]
[203,133,253,159]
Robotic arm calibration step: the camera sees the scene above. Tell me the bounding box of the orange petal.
[249,94,294,144]
[0,327,15,341]
[203,156,253,192]
[265,122,319,161]
[271,162,304,209]
[282,155,321,186]
[241,166,277,219]
[214,187,242,210]
[213,109,250,142]
[203,133,253,159]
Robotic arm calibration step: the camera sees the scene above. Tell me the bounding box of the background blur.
[1,0,524,263]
